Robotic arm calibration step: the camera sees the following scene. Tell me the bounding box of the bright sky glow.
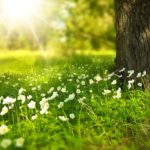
[2,0,41,21]
[0,0,65,51]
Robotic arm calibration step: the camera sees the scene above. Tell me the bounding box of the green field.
[0,51,150,150]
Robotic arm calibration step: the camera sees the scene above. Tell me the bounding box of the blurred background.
[0,0,115,55]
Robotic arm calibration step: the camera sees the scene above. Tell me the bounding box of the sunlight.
[2,0,41,21]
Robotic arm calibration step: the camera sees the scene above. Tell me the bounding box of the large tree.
[114,0,150,77]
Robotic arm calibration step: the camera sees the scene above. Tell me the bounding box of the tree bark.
[114,0,150,76]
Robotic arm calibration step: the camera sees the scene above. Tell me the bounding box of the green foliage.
[62,0,115,50]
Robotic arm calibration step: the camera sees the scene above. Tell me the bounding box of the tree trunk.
[114,0,150,76]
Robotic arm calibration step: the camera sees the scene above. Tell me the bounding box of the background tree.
[63,0,115,51]
[114,0,150,79]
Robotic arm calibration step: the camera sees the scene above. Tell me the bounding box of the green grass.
[0,50,149,150]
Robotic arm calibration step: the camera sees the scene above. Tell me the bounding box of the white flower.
[40,101,49,110]
[27,95,32,100]
[113,93,121,99]
[31,114,37,120]
[119,67,125,72]
[47,87,54,94]
[136,72,142,78]
[128,83,132,89]
[37,85,41,90]
[89,90,93,93]
[40,109,48,115]
[94,75,102,82]
[69,113,75,119]
[111,80,117,85]
[116,87,121,93]
[1,139,11,149]
[108,72,115,79]
[128,79,135,89]
[42,102,49,110]
[17,95,26,104]
[102,89,111,95]
[3,97,16,105]
[27,101,36,109]
[113,88,121,99]
[16,137,24,147]
[18,88,26,95]
[41,93,46,97]
[0,106,8,116]
[142,70,146,77]
[58,102,64,109]
[76,89,81,94]
[137,83,142,87]
[68,93,75,100]
[78,97,86,103]
[40,98,48,106]
[61,87,67,93]
[128,79,135,84]
[57,86,61,91]
[0,125,9,135]
[68,79,73,82]
[48,92,58,100]
[127,70,134,77]
[89,79,94,85]
[58,116,68,122]
[64,93,75,102]
[40,99,49,115]
[81,81,85,85]
[115,74,123,78]
[9,104,14,110]
[31,87,37,91]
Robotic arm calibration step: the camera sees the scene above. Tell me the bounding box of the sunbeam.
[0,0,65,51]
[25,19,44,51]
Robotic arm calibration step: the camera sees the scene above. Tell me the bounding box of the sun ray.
[0,0,62,53]
[5,19,15,39]
[0,15,5,24]
[34,15,52,28]
[25,18,44,51]
[25,18,50,60]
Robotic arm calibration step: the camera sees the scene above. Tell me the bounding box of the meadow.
[0,50,150,150]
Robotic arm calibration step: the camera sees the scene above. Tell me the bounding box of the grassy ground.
[0,50,150,150]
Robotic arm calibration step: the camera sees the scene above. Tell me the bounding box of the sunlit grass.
[75,49,116,56]
[0,50,115,74]
[0,50,149,150]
